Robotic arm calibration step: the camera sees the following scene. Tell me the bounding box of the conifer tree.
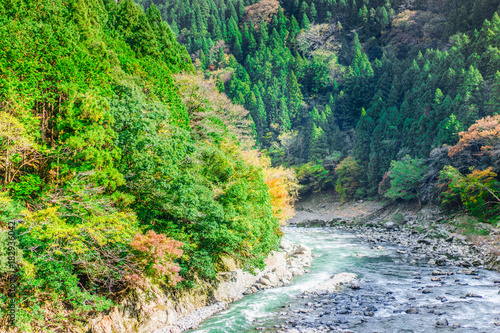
[259,20,269,43]
[310,3,317,22]
[287,71,304,122]
[309,125,329,162]
[301,13,311,29]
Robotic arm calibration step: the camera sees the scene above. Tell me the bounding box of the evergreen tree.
[301,13,311,29]
[310,2,317,22]
[309,125,329,162]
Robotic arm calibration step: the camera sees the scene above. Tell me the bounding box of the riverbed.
[189,227,500,332]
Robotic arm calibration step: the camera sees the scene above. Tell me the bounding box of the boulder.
[384,222,395,229]
[305,273,358,294]
[436,317,449,326]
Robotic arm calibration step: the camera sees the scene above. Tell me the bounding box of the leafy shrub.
[384,155,428,203]
[448,114,500,158]
[296,162,333,194]
[6,174,42,201]
[260,157,298,224]
[440,165,500,221]
[453,216,491,236]
[129,230,183,287]
[335,157,361,202]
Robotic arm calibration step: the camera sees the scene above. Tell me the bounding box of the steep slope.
[0,0,296,331]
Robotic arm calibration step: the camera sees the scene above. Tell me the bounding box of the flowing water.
[189,227,500,333]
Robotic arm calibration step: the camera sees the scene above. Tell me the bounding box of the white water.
[189,227,500,333]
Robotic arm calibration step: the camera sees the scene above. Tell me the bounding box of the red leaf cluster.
[130,230,184,286]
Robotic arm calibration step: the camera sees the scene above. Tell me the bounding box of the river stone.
[436,317,449,326]
[305,273,358,294]
[348,282,361,290]
[422,288,432,294]
[436,256,448,266]
[460,269,477,275]
[259,278,272,286]
[384,222,395,229]
[418,239,431,245]
[405,308,419,314]
[431,277,441,282]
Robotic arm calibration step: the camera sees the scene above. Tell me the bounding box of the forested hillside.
[2,0,500,330]
[139,0,500,222]
[0,0,296,330]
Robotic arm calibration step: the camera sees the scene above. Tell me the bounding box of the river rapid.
[189,227,500,333]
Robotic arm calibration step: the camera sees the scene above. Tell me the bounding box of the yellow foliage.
[0,191,12,211]
[0,112,40,184]
[242,150,298,224]
[21,206,139,254]
[440,165,500,218]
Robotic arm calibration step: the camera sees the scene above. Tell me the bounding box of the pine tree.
[309,125,329,162]
[379,6,389,28]
[259,20,269,43]
[287,71,304,122]
[199,50,207,69]
[301,13,310,29]
[487,71,500,114]
[351,32,374,77]
[352,107,375,170]
[278,97,292,131]
[310,3,317,22]
[359,5,368,23]
[216,75,225,92]
[257,93,267,129]
[217,45,226,67]
[300,1,309,19]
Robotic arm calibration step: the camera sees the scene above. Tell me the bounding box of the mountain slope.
[0,0,295,330]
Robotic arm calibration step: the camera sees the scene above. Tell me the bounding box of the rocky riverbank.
[291,204,500,273]
[268,225,500,333]
[91,240,312,333]
[268,201,500,333]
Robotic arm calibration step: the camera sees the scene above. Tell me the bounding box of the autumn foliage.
[129,230,184,287]
[242,150,298,224]
[264,166,298,224]
[449,115,500,158]
[440,166,500,221]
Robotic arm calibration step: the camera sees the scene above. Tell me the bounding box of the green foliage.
[5,175,42,201]
[335,156,361,202]
[453,216,491,236]
[295,162,332,194]
[146,0,500,199]
[440,166,500,221]
[384,156,427,202]
[0,0,287,330]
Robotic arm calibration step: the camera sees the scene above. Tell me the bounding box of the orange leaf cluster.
[241,149,298,224]
[449,115,500,157]
[265,175,295,224]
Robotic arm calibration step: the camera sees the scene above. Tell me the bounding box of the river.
[189,227,500,333]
